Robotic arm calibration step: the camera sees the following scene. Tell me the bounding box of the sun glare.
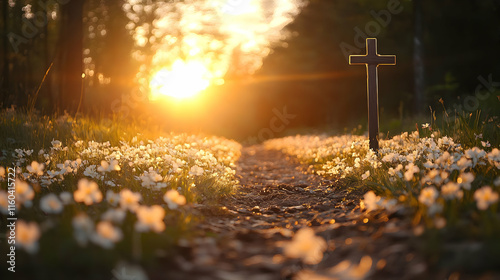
[149,60,212,100]
[131,0,303,100]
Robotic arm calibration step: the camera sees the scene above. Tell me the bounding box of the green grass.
[265,94,500,272]
[0,109,241,279]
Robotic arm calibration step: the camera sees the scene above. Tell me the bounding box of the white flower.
[74,178,103,205]
[105,180,116,187]
[15,179,35,207]
[361,170,370,180]
[56,160,76,175]
[488,148,500,161]
[106,190,120,206]
[354,157,361,168]
[457,172,474,190]
[83,165,102,180]
[404,163,420,181]
[421,169,445,185]
[325,255,373,280]
[481,141,491,148]
[91,221,123,249]
[189,165,204,176]
[15,149,24,158]
[438,136,454,147]
[381,153,396,163]
[422,123,430,129]
[494,177,500,187]
[388,164,403,178]
[135,205,166,233]
[488,148,500,169]
[16,220,41,254]
[283,227,327,265]
[40,193,63,214]
[119,189,141,212]
[27,161,44,176]
[163,189,187,209]
[72,213,94,246]
[51,139,62,148]
[344,166,354,174]
[436,152,453,168]
[101,208,126,224]
[379,198,399,212]
[418,186,438,207]
[362,191,381,212]
[455,156,472,170]
[59,192,73,204]
[441,182,463,200]
[139,170,164,189]
[97,161,108,172]
[474,186,499,210]
[97,160,121,172]
[171,159,185,173]
[465,147,486,167]
[434,217,447,229]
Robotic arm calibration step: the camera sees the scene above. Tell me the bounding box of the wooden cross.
[349,38,396,152]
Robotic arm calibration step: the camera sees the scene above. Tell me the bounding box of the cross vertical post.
[349,38,396,152]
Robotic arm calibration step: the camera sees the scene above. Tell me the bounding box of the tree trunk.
[57,0,85,113]
[413,0,425,115]
[102,0,136,113]
[1,0,9,104]
[43,7,53,112]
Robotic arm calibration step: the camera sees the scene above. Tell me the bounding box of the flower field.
[1,107,499,278]
[265,114,500,268]
[0,110,241,278]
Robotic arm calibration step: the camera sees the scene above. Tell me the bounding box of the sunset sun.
[149,60,212,100]
[3,0,499,278]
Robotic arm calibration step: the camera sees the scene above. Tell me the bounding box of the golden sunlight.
[149,60,212,100]
[126,0,303,99]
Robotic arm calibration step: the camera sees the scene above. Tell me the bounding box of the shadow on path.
[168,145,427,280]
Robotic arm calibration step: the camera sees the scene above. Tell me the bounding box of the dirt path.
[166,145,428,280]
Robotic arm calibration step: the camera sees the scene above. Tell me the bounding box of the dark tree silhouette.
[100,0,138,111]
[1,0,9,103]
[56,0,85,113]
[413,0,424,115]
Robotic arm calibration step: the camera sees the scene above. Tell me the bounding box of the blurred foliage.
[0,108,240,279]
[253,0,500,131]
[0,0,499,139]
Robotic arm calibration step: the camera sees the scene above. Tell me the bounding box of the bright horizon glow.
[149,60,212,100]
[220,0,258,15]
[125,0,304,100]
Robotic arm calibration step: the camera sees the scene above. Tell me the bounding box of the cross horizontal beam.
[349,55,395,65]
[349,38,396,66]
